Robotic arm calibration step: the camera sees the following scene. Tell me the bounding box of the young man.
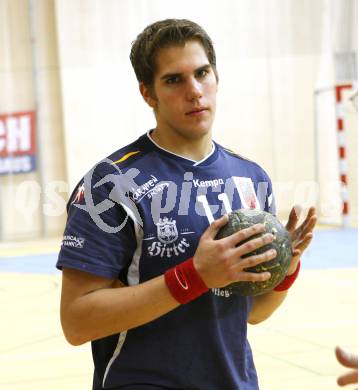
[57,19,316,389]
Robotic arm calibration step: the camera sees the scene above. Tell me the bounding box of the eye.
[166,76,180,84]
[196,69,209,78]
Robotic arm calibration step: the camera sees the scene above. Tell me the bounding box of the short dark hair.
[130,19,218,88]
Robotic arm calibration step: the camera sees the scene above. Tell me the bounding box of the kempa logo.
[146,218,193,258]
[193,178,224,188]
[62,235,85,248]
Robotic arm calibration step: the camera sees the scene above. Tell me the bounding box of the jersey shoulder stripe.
[219,143,272,182]
[111,151,141,165]
[106,135,153,170]
[221,146,255,163]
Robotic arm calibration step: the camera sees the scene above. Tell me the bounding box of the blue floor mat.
[302,228,358,269]
[0,229,357,274]
[0,253,60,274]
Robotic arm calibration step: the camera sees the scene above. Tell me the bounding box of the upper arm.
[60,267,124,320]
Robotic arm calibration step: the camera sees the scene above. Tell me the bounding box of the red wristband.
[164,258,209,304]
[274,261,301,292]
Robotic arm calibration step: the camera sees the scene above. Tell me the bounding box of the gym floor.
[0,228,357,390]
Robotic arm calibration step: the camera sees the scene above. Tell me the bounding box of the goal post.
[314,82,358,228]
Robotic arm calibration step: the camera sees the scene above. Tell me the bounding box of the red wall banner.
[0,111,37,175]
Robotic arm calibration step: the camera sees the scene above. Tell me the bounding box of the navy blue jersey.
[57,132,275,390]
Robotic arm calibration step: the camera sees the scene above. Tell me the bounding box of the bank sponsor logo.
[145,218,194,259]
[131,174,169,203]
[62,235,85,248]
[211,288,232,298]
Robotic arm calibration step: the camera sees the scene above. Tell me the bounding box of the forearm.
[61,275,179,345]
[248,290,288,324]
[248,257,303,324]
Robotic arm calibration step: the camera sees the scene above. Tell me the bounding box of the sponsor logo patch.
[233,177,260,209]
[157,217,178,244]
[211,288,232,298]
[130,175,169,203]
[71,183,85,204]
[145,218,194,259]
[192,177,224,188]
[62,235,85,248]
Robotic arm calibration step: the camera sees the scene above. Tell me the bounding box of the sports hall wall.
[0,0,357,241]
[0,0,67,240]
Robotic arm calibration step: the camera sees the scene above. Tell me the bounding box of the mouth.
[185,107,209,116]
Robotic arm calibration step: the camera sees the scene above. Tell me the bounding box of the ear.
[139,83,157,108]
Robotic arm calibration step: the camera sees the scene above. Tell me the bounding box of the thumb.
[203,214,229,239]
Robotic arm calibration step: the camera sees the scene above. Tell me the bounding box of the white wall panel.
[0,0,42,240]
[215,58,274,175]
[53,0,358,224]
[0,0,68,240]
[30,0,67,236]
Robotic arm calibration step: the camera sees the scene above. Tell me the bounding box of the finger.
[235,233,274,257]
[286,205,302,232]
[306,206,317,219]
[232,249,277,271]
[300,216,317,238]
[290,216,316,245]
[293,232,313,250]
[233,270,271,283]
[293,233,313,255]
[337,370,358,386]
[294,212,317,239]
[224,223,266,247]
[336,346,358,368]
[300,206,316,223]
[203,214,229,239]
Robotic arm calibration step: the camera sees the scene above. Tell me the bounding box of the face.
[141,40,218,141]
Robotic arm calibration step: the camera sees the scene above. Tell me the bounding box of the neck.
[150,128,213,162]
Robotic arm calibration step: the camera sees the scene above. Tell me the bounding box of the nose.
[186,77,202,101]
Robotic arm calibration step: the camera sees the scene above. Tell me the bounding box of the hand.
[335,346,358,386]
[193,215,277,289]
[285,205,317,275]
